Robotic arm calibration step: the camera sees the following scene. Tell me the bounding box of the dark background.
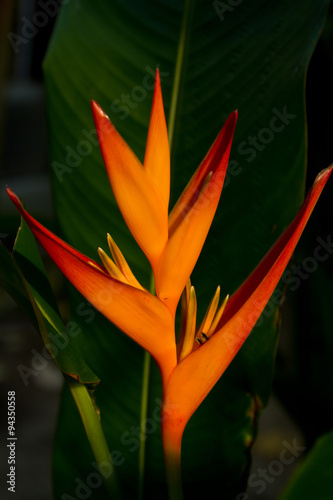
[0,1,332,499]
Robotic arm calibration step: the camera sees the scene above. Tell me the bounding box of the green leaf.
[13,215,65,333]
[10,216,100,385]
[279,430,333,500]
[8,219,119,493]
[41,0,330,498]
[0,241,36,325]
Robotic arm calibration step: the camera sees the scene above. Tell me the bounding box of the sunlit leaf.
[42,0,330,497]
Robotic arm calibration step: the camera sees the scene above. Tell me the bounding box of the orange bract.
[91,70,238,317]
[8,69,332,495]
[161,165,332,446]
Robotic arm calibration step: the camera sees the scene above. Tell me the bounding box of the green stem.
[162,424,184,500]
[138,274,155,499]
[138,351,151,499]
[167,0,194,154]
[165,453,183,500]
[67,377,120,498]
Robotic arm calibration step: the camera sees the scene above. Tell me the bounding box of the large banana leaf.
[0,217,99,384]
[41,1,329,498]
[273,27,333,445]
[279,430,333,500]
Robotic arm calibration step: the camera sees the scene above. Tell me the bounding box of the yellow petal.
[98,247,128,283]
[207,294,229,336]
[178,286,197,362]
[107,234,144,290]
[196,285,220,336]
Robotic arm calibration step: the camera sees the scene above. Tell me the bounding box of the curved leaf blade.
[41,0,330,497]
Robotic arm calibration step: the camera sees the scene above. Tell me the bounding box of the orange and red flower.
[7,69,332,492]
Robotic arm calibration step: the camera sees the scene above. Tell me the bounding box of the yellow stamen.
[193,292,229,352]
[178,286,197,362]
[207,294,229,337]
[107,234,144,290]
[87,260,104,272]
[98,247,128,284]
[196,332,209,345]
[196,285,220,338]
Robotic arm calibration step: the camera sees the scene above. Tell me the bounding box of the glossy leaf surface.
[41,1,330,497]
[279,430,333,500]
[0,217,99,385]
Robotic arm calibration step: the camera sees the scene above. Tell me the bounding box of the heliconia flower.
[91,69,237,316]
[6,70,236,388]
[159,165,332,490]
[7,68,332,498]
[6,188,177,382]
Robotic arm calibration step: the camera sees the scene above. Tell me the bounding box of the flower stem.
[165,2,195,495]
[162,424,184,500]
[138,350,151,500]
[138,273,155,499]
[67,377,120,498]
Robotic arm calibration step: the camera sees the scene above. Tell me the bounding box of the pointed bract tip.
[90,100,109,120]
[7,188,21,210]
[6,186,15,198]
[219,109,238,138]
[315,164,333,183]
[230,109,238,124]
